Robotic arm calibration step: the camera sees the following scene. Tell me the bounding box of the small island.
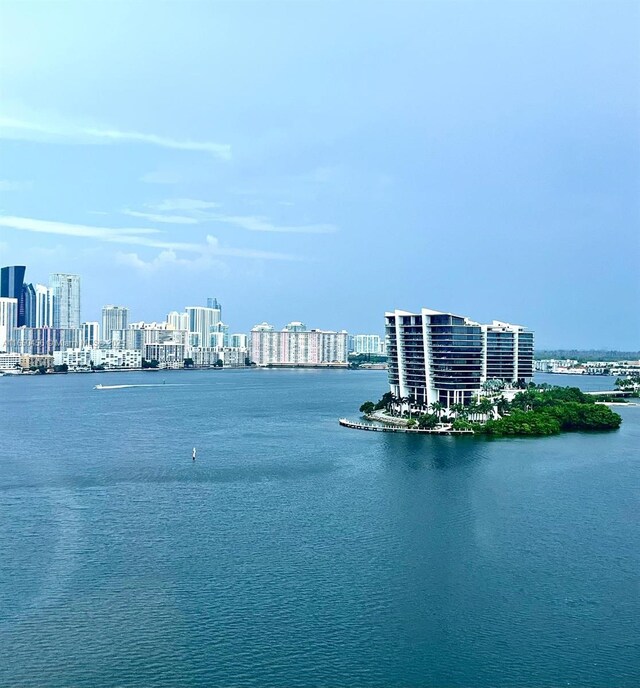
[355,384,624,437]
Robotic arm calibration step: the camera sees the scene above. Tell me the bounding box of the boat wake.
[94,383,183,390]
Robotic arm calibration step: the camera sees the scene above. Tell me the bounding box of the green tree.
[359,401,375,415]
[417,413,438,429]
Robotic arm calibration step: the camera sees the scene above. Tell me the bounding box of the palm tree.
[477,397,494,420]
[429,401,445,422]
[451,403,466,419]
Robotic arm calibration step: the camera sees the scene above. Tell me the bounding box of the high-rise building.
[51,274,81,329]
[0,265,26,326]
[0,297,18,352]
[207,297,222,314]
[22,283,36,327]
[231,333,248,348]
[82,321,100,348]
[250,322,349,366]
[352,334,383,355]
[102,305,129,343]
[166,311,189,332]
[385,308,534,409]
[185,306,221,347]
[20,283,54,328]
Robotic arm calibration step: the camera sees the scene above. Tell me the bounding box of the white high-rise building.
[231,333,248,348]
[167,311,189,332]
[185,306,221,348]
[385,308,534,410]
[250,322,349,366]
[51,273,81,329]
[35,284,54,327]
[82,321,100,348]
[0,297,18,352]
[102,305,129,343]
[353,334,383,355]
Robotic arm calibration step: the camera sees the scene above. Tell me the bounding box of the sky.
[0,0,638,349]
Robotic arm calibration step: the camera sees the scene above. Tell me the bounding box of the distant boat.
[94,384,104,389]
[192,447,197,461]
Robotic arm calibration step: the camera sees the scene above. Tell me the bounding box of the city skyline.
[1,2,638,348]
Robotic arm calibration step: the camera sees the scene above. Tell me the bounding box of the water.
[0,369,638,687]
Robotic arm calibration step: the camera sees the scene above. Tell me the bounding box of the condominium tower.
[251,322,349,366]
[0,265,26,326]
[102,305,129,343]
[51,273,81,329]
[385,308,533,409]
[0,298,18,352]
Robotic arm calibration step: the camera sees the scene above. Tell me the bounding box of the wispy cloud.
[152,198,222,212]
[122,210,198,225]
[0,116,231,160]
[127,199,337,234]
[217,215,337,234]
[0,215,300,261]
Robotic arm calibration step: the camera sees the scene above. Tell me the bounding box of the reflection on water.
[0,369,638,688]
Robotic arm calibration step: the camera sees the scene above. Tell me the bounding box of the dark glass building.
[0,265,26,326]
[385,308,534,409]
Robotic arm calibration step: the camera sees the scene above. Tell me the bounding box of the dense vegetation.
[535,349,640,362]
[360,385,622,437]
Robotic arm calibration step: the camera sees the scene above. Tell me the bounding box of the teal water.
[0,369,638,687]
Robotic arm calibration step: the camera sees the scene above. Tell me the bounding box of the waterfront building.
[0,352,21,370]
[352,334,384,355]
[231,333,248,349]
[250,322,349,366]
[50,273,81,329]
[385,308,534,409]
[53,347,142,370]
[0,297,18,352]
[189,346,248,368]
[10,326,81,355]
[0,265,26,326]
[102,305,129,343]
[144,341,186,366]
[185,306,221,348]
[19,354,53,370]
[82,321,100,348]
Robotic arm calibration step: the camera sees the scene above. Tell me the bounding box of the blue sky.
[0,0,638,348]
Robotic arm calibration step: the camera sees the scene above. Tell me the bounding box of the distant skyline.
[1,1,638,348]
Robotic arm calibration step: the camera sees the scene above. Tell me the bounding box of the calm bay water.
[0,369,638,687]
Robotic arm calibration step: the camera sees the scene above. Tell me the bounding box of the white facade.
[54,348,142,369]
[0,352,21,369]
[50,273,81,329]
[82,321,100,348]
[385,308,534,409]
[231,333,248,348]
[102,305,129,343]
[250,322,349,366]
[0,297,18,352]
[353,334,383,355]
[167,311,189,332]
[34,284,54,327]
[185,306,221,347]
[189,346,248,367]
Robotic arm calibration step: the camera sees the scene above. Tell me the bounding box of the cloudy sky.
[0,1,638,347]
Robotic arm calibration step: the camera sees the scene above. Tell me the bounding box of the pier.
[338,418,474,435]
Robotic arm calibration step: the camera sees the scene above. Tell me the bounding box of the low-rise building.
[0,352,21,370]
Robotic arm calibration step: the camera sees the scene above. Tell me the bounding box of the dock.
[338,418,474,435]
